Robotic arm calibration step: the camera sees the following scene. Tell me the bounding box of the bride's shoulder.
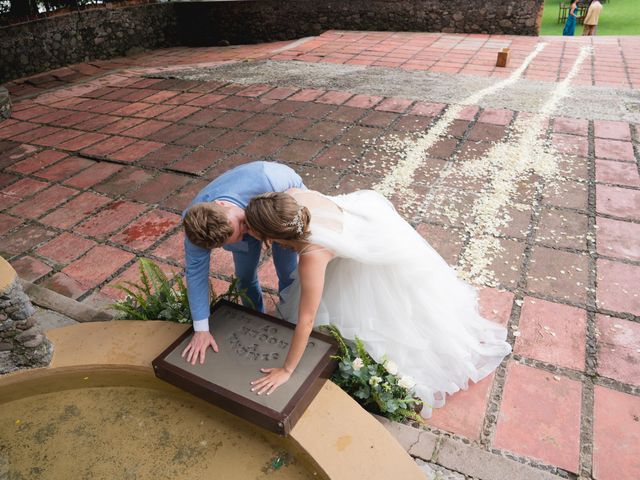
[285,187,314,196]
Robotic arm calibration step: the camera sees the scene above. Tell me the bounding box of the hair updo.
[245,192,311,243]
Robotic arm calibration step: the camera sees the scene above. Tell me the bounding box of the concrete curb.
[19,279,114,323]
[376,417,565,480]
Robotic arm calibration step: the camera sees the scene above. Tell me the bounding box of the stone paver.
[36,232,96,265]
[61,245,135,290]
[596,259,640,316]
[596,217,640,261]
[515,298,586,371]
[593,386,640,480]
[596,185,640,220]
[527,247,589,304]
[494,362,582,473]
[596,315,640,386]
[1,31,639,480]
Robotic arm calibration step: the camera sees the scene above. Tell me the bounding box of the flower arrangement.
[112,258,250,323]
[323,325,424,424]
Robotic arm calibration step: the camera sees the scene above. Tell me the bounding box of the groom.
[181,161,305,365]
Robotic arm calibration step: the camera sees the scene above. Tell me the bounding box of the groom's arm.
[184,236,211,331]
[182,236,219,364]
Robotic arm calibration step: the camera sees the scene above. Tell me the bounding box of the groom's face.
[223,207,248,246]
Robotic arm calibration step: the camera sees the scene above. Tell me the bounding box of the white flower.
[352,358,364,371]
[384,360,399,375]
[369,376,382,387]
[398,375,416,390]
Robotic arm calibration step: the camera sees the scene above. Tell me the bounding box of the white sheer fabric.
[279,190,512,417]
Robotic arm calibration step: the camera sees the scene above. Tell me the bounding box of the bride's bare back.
[286,188,343,237]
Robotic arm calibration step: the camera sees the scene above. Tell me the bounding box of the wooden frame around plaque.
[152,300,338,436]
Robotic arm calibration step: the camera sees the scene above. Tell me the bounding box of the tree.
[9,0,39,18]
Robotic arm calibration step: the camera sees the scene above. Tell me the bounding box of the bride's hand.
[250,367,291,395]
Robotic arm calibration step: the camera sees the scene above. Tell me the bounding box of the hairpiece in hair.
[285,207,304,236]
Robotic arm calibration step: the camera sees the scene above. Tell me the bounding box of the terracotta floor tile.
[553,117,588,136]
[593,386,640,480]
[593,120,632,141]
[494,362,581,473]
[429,373,495,440]
[75,200,147,240]
[596,217,640,262]
[0,213,23,236]
[40,272,86,299]
[0,224,56,257]
[477,108,513,126]
[63,162,123,189]
[111,210,181,251]
[596,315,640,386]
[62,245,135,290]
[375,97,414,113]
[595,139,635,162]
[0,178,49,208]
[40,192,111,229]
[527,246,589,304]
[596,159,640,188]
[596,185,640,220]
[515,297,586,371]
[543,180,589,211]
[11,256,52,282]
[597,259,640,316]
[93,167,154,197]
[535,208,588,251]
[36,232,96,265]
[151,231,185,265]
[34,156,94,181]
[552,133,588,157]
[7,150,67,175]
[8,185,77,220]
[477,287,514,326]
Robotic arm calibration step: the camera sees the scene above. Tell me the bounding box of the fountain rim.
[0,320,425,479]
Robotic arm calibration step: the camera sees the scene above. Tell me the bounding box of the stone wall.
[0,258,52,374]
[1,0,544,83]
[176,0,544,46]
[0,3,179,83]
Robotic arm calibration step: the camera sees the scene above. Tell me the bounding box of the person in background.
[582,0,603,36]
[563,0,579,36]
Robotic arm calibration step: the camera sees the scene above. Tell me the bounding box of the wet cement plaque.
[152,300,338,435]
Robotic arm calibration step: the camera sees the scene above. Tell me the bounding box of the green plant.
[323,325,425,424]
[111,258,251,323]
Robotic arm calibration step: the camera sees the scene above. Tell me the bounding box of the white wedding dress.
[278,190,512,417]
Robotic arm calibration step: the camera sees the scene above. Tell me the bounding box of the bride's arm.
[251,249,333,395]
[283,250,332,372]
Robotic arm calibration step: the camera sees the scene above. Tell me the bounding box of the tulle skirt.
[279,190,512,417]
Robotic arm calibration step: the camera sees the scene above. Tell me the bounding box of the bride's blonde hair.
[245,193,311,242]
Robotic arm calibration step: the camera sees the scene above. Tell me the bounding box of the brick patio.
[1,31,639,480]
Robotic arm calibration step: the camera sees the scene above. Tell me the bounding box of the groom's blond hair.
[183,203,234,249]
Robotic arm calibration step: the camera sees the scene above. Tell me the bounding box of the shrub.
[323,325,425,424]
[111,258,249,323]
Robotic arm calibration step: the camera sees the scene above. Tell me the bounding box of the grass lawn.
[540,0,640,35]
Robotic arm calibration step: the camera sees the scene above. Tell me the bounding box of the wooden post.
[496,48,510,68]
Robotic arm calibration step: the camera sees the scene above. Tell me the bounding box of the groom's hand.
[181,331,219,365]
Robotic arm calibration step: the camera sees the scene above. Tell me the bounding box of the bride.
[246,188,511,416]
